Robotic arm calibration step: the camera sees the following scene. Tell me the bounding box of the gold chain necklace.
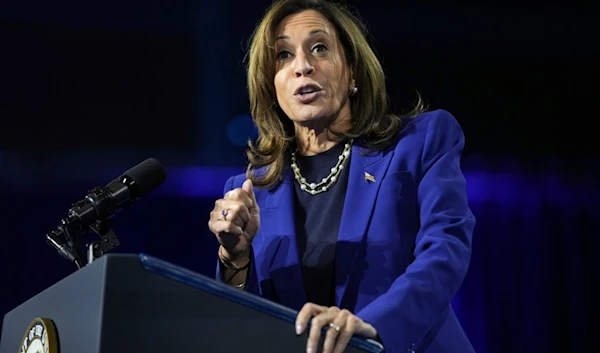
[291,139,353,195]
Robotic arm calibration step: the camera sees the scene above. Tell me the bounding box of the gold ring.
[328,323,341,332]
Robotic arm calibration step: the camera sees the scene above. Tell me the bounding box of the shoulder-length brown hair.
[245,0,424,188]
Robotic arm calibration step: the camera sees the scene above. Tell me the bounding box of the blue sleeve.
[356,111,476,352]
[214,175,263,298]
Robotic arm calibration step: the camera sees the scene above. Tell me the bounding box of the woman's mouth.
[294,84,322,103]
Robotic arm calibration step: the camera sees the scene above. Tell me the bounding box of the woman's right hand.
[208,179,260,262]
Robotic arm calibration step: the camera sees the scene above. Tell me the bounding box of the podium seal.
[18,317,59,353]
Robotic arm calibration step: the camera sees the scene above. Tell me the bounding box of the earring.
[349,86,358,97]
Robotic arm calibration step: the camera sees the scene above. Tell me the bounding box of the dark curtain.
[454,170,594,353]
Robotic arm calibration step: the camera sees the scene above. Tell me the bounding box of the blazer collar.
[335,141,395,308]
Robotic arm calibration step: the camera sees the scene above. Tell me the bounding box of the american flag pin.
[364,172,376,183]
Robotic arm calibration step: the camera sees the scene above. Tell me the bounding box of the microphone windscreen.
[122,158,167,197]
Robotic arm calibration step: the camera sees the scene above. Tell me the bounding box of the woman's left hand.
[296,303,378,353]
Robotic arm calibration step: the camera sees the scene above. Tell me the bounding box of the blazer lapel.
[260,169,307,310]
[335,142,394,308]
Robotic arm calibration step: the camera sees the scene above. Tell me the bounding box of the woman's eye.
[313,44,327,52]
[277,50,291,60]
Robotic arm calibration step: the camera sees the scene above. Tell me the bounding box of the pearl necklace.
[291,139,353,195]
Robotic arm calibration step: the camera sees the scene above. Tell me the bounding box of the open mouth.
[295,84,322,96]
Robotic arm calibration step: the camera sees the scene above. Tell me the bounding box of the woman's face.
[273,10,354,127]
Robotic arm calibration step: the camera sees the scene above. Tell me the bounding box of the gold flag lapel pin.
[364,172,376,183]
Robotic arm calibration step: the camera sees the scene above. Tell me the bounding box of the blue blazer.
[216,109,476,353]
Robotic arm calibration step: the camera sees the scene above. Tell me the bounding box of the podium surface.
[1,253,384,353]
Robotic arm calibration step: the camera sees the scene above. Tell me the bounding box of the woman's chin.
[289,108,331,125]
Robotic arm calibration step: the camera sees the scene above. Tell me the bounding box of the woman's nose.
[292,52,314,77]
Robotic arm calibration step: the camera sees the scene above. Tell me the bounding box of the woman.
[207,1,476,352]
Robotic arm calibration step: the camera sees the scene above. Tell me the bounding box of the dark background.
[0,1,597,352]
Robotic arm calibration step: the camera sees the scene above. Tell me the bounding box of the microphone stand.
[86,219,120,265]
[46,214,86,269]
[46,216,121,269]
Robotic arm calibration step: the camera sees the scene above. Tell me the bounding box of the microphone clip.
[86,219,120,265]
[46,214,121,270]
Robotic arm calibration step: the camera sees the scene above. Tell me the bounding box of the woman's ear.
[348,70,356,90]
[348,74,357,97]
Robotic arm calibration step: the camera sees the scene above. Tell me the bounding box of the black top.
[292,140,351,307]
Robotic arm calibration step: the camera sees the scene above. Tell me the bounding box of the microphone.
[46,158,167,268]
